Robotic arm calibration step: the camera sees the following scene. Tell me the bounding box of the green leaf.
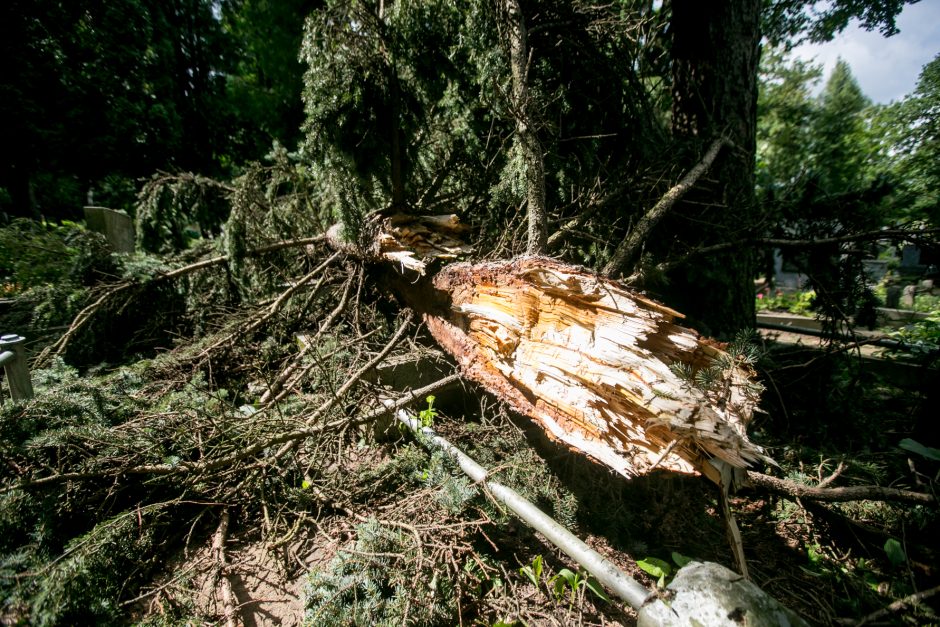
[671,552,692,568]
[519,555,542,587]
[519,566,536,587]
[899,438,940,462]
[884,538,907,566]
[806,543,823,565]
[556,568,578,587]
[637,557,672,581]
[584,576,611,602]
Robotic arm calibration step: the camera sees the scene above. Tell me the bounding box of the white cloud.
[792,1,940,103]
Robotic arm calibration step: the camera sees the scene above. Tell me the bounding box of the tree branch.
[604,137,728,278]
[746,471,936,505]
[157,235,326,282]
[4,371,462,493]
[655,228,940,275]
[840,583,940,626]
[198,251,341,359]
[210,509,238,627]
[36,236,328,365]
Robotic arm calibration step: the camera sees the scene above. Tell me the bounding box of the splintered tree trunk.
[422,257,768,483]
[345,214,770,484]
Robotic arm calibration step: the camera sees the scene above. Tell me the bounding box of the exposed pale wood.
[423,256,770,479]
[328,212,473,275]
[326,215,770,481]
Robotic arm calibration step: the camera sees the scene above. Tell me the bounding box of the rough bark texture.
[505,0,547,255]
[664,0,760,338]
[420,256,769,481]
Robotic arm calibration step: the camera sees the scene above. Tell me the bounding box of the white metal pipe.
[396,412,652,610]
[0,334,33,401]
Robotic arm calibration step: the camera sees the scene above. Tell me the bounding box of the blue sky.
[792,1,940,103]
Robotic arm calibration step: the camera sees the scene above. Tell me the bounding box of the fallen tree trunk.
[421,256,770,483]
[351,214,772,484]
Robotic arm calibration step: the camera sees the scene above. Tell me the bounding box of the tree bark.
[505,0,547,255]
[663,0,761,338]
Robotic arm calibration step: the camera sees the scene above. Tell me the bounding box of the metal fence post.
[0,334,33,402]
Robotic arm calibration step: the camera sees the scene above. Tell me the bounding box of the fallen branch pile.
[2,198,936,625]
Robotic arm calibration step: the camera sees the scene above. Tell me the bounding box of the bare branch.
[199,251,341,358]
[657,228,940,275]
[157,235,326,282]
[604,137,728,278]
[841,583,940,626]
[746,471,936,505]
[210,509,238,627]
[261,268,357,405]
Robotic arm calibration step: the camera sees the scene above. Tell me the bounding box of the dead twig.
[298,307,415,427]
[37,281,134,365]
[199,252,340,359]
[211,509,239,627]
[652,227,940,277]
[816,461,845,489]
[262,268,357,405]
[839,583,940,626]
[156,235,326,282]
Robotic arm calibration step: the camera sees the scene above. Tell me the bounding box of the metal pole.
[0,334,33,401]
[396,411,652,610]
[396,408,809,626]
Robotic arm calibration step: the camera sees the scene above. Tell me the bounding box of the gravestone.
[901,244,921,268]
[885,285,901,309]
[901,285,917,309]
[83,206,135,253]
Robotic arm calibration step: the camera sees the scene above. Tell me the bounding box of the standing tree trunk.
[663,0,761,338]
[505,0,547,255]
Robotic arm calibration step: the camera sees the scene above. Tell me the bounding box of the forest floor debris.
[1,216,937,625]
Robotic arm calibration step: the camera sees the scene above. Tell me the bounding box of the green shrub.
[303,519,457,626]
[756,289,816,315]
